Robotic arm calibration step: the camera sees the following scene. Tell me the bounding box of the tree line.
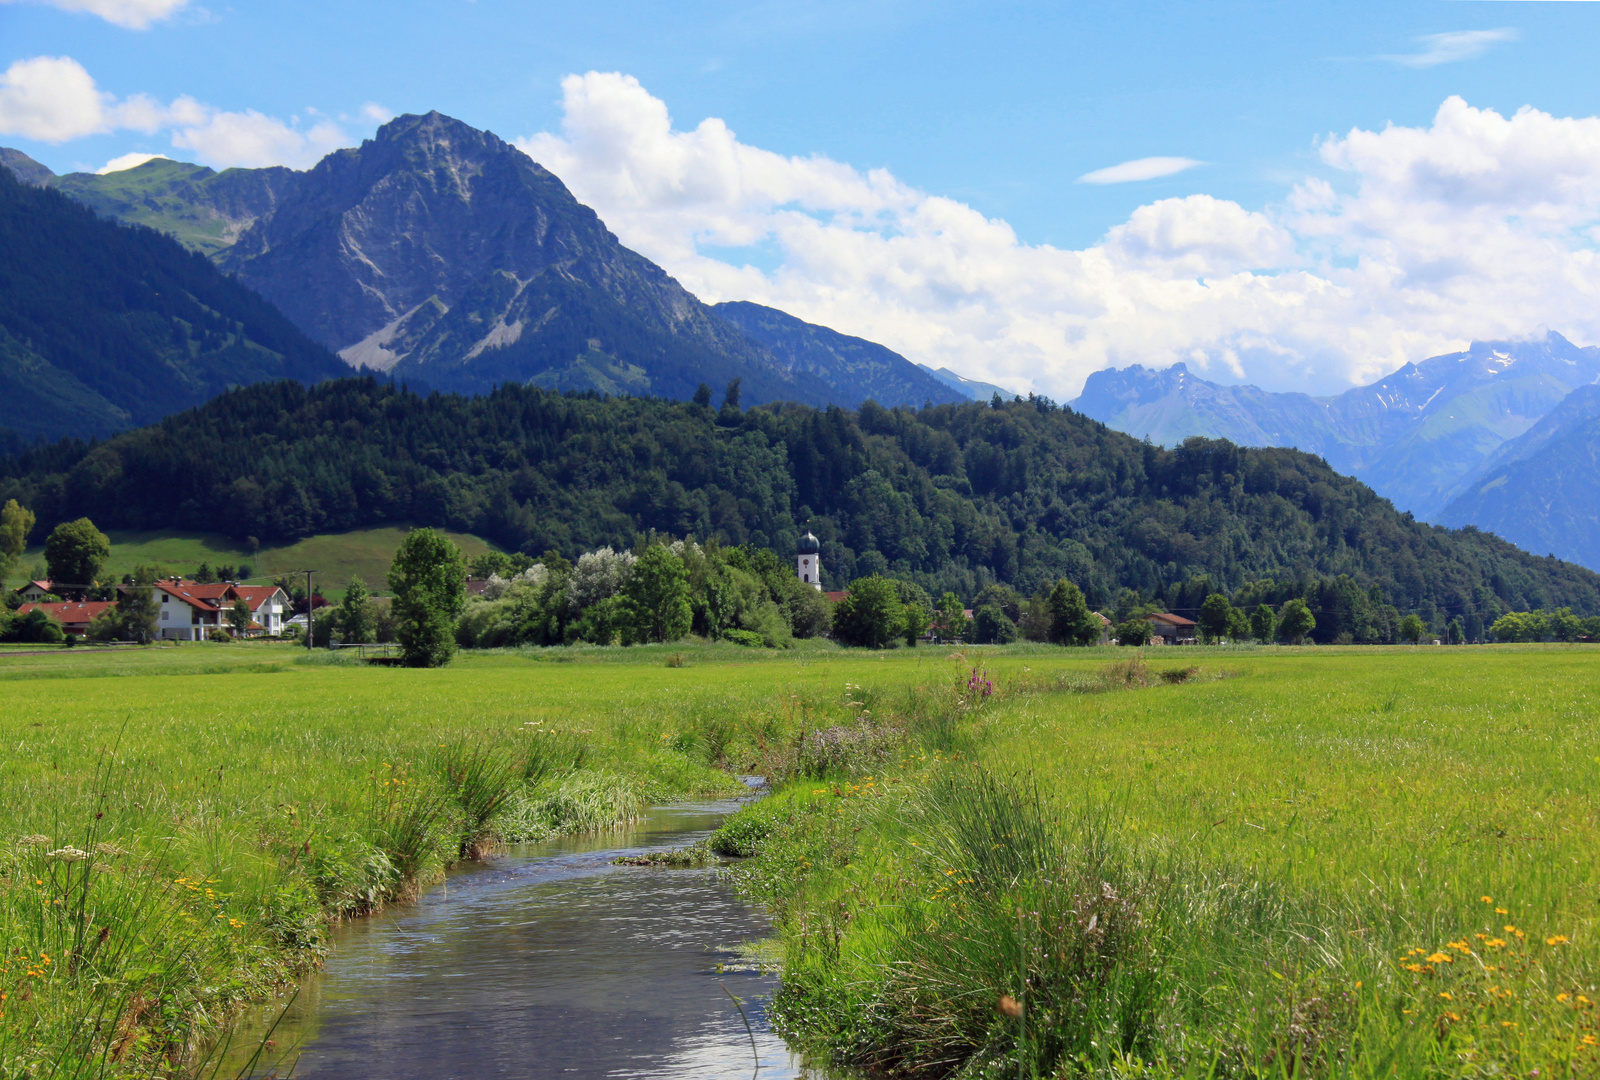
[3,378,1599,638]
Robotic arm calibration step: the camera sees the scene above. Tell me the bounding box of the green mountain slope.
[0,166,350,441]
[47,158,299,259]
[4,377,1594,628]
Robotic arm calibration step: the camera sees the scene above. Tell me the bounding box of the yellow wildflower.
[1548,935,1570,946]
[1426,952,1453,964]
[1448,940,1472,953]
[1481,895,1493,903]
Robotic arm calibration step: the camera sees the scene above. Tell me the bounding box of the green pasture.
[730,644,1600,1077]
[6,525,501,597]
[2,641,1596,1077]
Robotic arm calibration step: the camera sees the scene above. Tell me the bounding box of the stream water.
[223,796,816,1079]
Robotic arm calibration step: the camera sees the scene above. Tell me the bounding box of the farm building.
[1144,611,1197,644]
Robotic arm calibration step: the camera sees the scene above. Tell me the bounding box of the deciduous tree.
[1277,598,1316,645]
[1114,618,1151,646]
[832,576,904,649]
[619,544,692,644]
[1249,603,1276,643]
[338,574,376,643]
[1399,613,1426,645]
[0,499,34,580]
[932,592,967,642]
[388,528,466,667]
[1198,592,1232,643]
[228,597,253,638]
[1047,580,1099,646]
[44,518,110,599]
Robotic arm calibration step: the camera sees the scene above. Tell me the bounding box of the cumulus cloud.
[1383,29,1517,68]
[518,74,1600,397]
[0,0,189,29]
[1079,156,1204,184]
[97,150,167,173]
[0,55,353,167]
[0,56,116,141]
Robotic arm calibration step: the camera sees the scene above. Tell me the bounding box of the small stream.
[223,794,816,1079]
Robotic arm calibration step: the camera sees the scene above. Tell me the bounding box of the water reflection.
[226,800,815,1079]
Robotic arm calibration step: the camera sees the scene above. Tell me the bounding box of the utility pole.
[301,570,317,653]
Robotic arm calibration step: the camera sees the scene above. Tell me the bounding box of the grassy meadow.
[1,640,1595,1077]
[725,645,1600,1078]
[5,525,501,598]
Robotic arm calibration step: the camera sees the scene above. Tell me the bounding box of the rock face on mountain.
[1438,382,1600,571]
[1072,333,1600,520]
[711,301,965,409]
[0,147,54,186]
[5,120,1011,411]
[205,113,835,404]
[0,166,346,442]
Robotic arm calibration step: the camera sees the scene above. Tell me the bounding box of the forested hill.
[0,167,348,442]
[4,378,1596,624]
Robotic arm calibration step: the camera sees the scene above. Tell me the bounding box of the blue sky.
[5,0,1600,396]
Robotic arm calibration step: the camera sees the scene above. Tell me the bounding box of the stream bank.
[222,797,815,1079]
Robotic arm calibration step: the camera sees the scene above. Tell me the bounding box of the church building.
[796,531,822,591]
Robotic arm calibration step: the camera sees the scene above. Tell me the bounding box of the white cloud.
[1383,29,1517,68]
[0,56,113,142]
[0,0,189,29]
[517,74,1600,398]
[97,150,167,173]
[167,99,347,168]
[1079,156,1204,184]
[0,55,356,168]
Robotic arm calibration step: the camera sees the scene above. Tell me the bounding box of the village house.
[1144,611,1198,644]
[14,580,56,603]
[152,580,290,640]
[15,600,117,636]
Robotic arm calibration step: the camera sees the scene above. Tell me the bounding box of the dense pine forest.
[3,377,1596,635]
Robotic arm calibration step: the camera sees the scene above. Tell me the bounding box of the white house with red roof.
[153,580,289,640]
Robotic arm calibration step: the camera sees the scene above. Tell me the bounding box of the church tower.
[796,531,822,591]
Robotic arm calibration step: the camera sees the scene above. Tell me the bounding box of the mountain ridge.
[1071,332,1600,519]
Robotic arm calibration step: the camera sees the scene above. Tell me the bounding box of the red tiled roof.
[14,579,52,594]
[823,590,849,603]
[18,601,117,629]
[1145,612,1197,627]
[230,585,286,611]
[154,580,227,613]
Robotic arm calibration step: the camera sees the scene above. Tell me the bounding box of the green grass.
[0,636,965,1076]
[7,525,502,598]
[730,645,1600,1078]
[9,641,1599,1077]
